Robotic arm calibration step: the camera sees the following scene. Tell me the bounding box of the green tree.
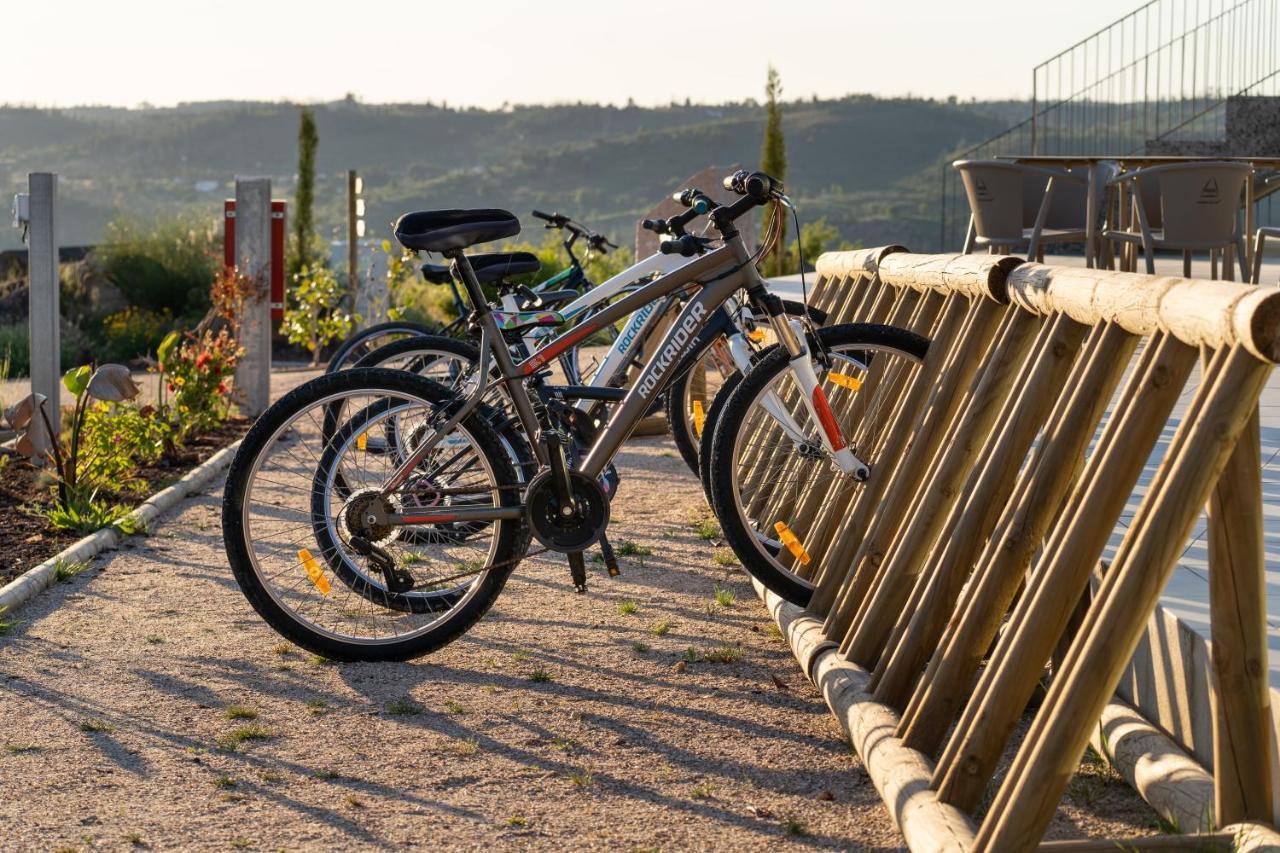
[289,107,320,277]
[760,66,788,278]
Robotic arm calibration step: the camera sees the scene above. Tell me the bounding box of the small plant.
[453,737,479,756]
[511,651,530,663]
[551,737,575,752]
[693,519,721,540]
[712,549,737,568]
[53,558,90,583]
[306,699,329,717]
[116,514,148,537]
[309,654,336,666]
[782,816,808,837]
[5,364,142,515]
[214,775,237,789]
[231,839,253,850]
[681,647,699,663]
[44,497,127,534]
[387,696,424,716]
[652,619,672,637]
[272,643,295,657]
[218,726,271,751]
[224,705,259,721]
[146,636,165,645]
[632,641,650,653]
[616,540,652,559]
[4,743,38,754]
[506,815,527,828]
[0,607,20,636]
[691,781,714,799]
[125,830,145,846]
[713,585,736,608]
[345,795,365,809]
[283,265,359,366]
[704,645,743,664]
[617,599,639,616]
[312,769,342,781]
[567,769,594,787]
[528,667,553,683]
[444,699,466,715]
[765,622,784,642]
[155,328,242,442]
[79,719,116,734]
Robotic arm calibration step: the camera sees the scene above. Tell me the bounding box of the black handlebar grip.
[532,210,553,221]
[723,170,783,202]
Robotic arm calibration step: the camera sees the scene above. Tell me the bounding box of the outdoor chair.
[954,160,1091,262]
[1254,226,1280,284]
[1103,161,1252,281]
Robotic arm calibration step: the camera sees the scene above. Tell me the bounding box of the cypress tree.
[760,66,787,277]
[290,107,319,276]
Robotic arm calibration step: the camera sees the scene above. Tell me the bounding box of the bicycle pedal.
[568,551,588,593]
[598,535,621,578]
[351,536,414,594]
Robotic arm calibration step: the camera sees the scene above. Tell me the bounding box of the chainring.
[524,470,610,553]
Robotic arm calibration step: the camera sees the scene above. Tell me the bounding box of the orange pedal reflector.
[692,400,706,437]
[298,549,332,596]
[828,371,863,391]
[774,521,812,565]
[746,328,767,343]
[357,432,368,451]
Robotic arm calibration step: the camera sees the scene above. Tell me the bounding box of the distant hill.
[0,96,1025,253]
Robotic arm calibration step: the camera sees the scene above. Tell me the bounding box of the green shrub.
[0,323,80,379]
[100,306,174,363]
[96,212,220,317]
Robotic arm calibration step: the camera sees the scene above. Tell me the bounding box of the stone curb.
[0,439,242,616]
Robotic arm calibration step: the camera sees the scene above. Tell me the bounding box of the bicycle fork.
[759,300,871,482]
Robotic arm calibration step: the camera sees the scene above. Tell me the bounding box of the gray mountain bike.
[221,170,928,660]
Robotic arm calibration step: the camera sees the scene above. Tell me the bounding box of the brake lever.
[776,192,797,211]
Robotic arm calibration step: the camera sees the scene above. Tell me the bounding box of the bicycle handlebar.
[723,170,783,203]
[531,210,615,254]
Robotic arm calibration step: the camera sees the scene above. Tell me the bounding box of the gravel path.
[0,430,1159,851]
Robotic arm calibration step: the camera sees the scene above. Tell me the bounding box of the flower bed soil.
[0,417,248,586]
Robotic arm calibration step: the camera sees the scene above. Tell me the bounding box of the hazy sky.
[9,0,1130,107]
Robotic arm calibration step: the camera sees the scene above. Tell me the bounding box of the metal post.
[347,169,359,317]
[232,177,272,417]
[27,172,59,431]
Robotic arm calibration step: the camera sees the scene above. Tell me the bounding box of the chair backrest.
[954,161,1025,243]
[1022,165,1090,230]
[1135,162,1251,245]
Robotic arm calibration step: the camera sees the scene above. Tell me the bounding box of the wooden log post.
[1207,405,1273,825]
[976,347,1273,851]
[26,173,60,428]
[231,177,273,417]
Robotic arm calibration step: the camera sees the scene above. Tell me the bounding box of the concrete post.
[27,172,60,431]
[232,177,272,417]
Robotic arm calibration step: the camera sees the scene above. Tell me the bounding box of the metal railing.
[938,0,1280,250]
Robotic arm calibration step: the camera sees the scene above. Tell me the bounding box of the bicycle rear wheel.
[325,321,438,373]
[708,324,928,606]
[222,368,524,661]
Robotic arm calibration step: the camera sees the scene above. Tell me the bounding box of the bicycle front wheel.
[325,321,438,373]
[708,324,928,607]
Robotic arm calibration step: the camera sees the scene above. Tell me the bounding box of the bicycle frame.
[377,229,867,527]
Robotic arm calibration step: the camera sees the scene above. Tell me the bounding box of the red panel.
[223,199,288,325]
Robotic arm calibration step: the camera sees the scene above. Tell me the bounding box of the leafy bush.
[156,328,242,441]
[100,306,174,363]
[283,265,357,365]
[0,323,84,379]
[96,212,220,318]
[79,401,169,492]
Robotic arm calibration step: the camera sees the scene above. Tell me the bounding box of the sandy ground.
[0,375,1161,851]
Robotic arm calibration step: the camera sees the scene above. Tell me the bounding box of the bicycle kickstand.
[597,534,621,578]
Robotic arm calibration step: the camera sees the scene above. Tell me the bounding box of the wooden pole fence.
[745,246,1280,850]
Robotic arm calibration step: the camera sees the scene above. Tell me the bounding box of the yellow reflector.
[692,400,706,437]
[357,432,368,451]
[774,521,812,565]
[298,549,332,596]
[746,328,767,343]
[828,371,863,391]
